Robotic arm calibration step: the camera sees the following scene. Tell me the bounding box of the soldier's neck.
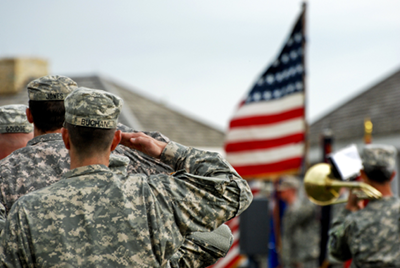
[69,147,111,170]
[364,176,393,197]
[368,182,393,197]
[33,127,62,138]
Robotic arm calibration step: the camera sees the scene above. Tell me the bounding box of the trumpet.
[304,163,382,206]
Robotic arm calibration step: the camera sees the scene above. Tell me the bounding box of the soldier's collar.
[64,164,111,179]
[27,133,63,146]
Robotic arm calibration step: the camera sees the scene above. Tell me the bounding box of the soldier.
[278,175,320,268]
[0,87,252,267]
[0,76,235,267]
[328,144,400,267]
[0,105,33,160]
[0,75,173,215]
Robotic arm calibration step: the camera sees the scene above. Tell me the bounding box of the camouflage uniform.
[0,130,172,213]
[0,133,70,214]
[329,197,400,268]
[3,87,247,267]
[281,197,320,268]
[0,137,251,268]
[328,144,400,268]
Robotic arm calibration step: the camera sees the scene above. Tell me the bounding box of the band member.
[328,144,400,267]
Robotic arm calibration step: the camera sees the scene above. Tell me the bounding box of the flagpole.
[301,1,309,175]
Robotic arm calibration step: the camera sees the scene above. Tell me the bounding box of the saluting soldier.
[328,144,400,267]
[0,76,237,267]
[0,87,252,267]
[0,75,175,216]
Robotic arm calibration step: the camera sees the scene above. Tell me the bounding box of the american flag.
[224,6,306,180]
[213,6,306,268]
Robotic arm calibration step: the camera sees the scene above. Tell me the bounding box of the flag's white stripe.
[226,118,304,143]
[232,229,240,241]
[213,243,241,268]
[232,93,304,119]
[226,143,304,166]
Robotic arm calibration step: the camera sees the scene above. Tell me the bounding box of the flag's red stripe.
[233,157,302,177]
[225,133,304,153]
[226,217,236,226]
[225,254,243,268]
[229,107,304,128]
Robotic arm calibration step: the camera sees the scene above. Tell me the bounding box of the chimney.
[0,58,48,95]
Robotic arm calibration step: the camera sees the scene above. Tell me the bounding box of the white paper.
[329,144,362,180]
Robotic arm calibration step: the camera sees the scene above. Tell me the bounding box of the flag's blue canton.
[246,13,305,104]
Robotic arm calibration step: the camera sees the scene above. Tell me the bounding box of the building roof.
[0,74,225,148]
[309,67,400,146]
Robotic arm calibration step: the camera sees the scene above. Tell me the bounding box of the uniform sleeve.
[168,224,233,268]
[116,123,170,143]
[328,208,353,261]
[150,141,253,234]
[114,124,174,175]
[0,203,6,234]
[0,202,33,267]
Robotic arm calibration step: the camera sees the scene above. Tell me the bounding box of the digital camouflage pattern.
[281,197,320,268]
[0,133,70,214]
[329,196,400,268]
[102,154,234,268]
[0,128,175,215]
[0,125,235,267]
[0,141,252,267]
[65,87,122,129]
[169,224,233,268]
[114,123,174,175]
[277,175,300,191]
[27,75,77,101]
[361,144,396,174]
[0,105,32,134]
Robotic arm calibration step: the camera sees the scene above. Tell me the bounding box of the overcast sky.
[1,0,399,131]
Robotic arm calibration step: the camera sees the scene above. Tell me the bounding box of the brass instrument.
[304,163,382,206]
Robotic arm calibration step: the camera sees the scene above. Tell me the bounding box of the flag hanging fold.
[225,6,306,180]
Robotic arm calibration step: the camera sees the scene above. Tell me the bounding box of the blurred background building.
[0,57,225,154]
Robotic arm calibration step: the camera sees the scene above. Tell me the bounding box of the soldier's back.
[345,196,400,268]
[0,133,69,212]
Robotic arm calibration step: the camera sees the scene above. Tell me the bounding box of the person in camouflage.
[0,87,252,267]
[278,175,320,268]
[328,144,400,268]
[0,76,174,215]
[0,104,33,160]
[0,76,236,267]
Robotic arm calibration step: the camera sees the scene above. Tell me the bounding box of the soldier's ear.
[110,130,122,152]
[390,171,396,182]
[61,127,71,150]
[26,108,34,124]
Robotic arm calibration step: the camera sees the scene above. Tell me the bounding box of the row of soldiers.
[0,75,253,267]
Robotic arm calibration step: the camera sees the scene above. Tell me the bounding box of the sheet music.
[329,144,362,180]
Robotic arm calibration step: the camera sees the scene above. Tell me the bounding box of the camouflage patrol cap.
[277,175,300,191]
[64,87,122,129]
[362,144,397,172]
[0,104,33,133]
[27,75,77,101]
